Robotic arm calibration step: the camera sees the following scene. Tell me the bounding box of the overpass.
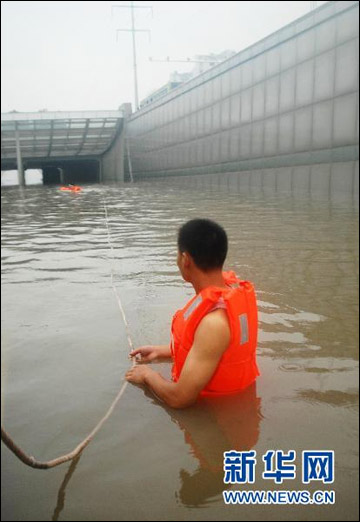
[1,106,131,185]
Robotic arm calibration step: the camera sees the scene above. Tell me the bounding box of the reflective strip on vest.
[239,313,249,345]
[183,294,202,320]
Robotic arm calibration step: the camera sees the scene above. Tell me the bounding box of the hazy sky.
[1,1,328,113]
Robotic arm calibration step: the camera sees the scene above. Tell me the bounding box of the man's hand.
[129,345,171,363]
[125,365,154,385]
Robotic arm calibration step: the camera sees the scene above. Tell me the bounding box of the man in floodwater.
[125,218,259,408]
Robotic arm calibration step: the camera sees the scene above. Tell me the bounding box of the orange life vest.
[170,271,259,396]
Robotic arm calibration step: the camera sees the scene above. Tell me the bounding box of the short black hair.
[177,218,228,271]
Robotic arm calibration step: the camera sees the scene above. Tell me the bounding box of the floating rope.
[1,197,135,469]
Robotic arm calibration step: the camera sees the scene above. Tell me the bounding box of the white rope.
[103,199,135,352]
[1,195,135,469]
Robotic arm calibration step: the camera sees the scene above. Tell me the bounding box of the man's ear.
[183,252,191,268]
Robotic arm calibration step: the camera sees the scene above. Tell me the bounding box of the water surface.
[1,164,359,521]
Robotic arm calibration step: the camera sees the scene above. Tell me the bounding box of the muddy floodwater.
[1,164,359,521]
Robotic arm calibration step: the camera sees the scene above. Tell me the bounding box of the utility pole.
[112,2,152,111]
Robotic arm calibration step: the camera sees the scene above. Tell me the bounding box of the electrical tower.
[112,2,152,111]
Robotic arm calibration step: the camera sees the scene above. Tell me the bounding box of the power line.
[148,57,224,64]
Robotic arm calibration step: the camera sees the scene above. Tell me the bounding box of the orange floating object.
[60,185,82,192]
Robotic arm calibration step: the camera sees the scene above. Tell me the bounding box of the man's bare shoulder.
[203,308,230,327]
[194,309,231,355]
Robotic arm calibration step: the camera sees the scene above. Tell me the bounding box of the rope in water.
[1,197,135,469]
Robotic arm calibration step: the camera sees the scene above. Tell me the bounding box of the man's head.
[177,219,228,280]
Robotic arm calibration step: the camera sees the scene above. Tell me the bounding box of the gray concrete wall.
[101,127,125,182]
[125,0,359,178]
[101,121,125,183]
[101,104,133,182]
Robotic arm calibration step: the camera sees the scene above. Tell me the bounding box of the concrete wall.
[126,0,359,178]
[101,121,125,182]
[101,105,132,182]
[101,128,125,182]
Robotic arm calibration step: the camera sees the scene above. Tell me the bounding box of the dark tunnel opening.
[42,160,100,185]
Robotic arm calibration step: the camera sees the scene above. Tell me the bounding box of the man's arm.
[125,309,230,408]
